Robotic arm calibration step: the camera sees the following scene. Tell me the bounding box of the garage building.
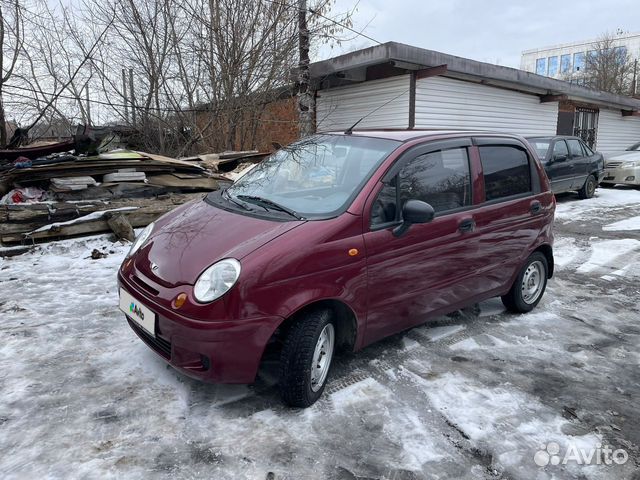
[309,42,640,154]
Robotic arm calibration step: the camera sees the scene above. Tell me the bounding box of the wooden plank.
[415,64,448,80]
[540,94,568,103]
[0,194,203,244]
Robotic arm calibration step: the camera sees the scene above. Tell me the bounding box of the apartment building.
[520,32,640,80]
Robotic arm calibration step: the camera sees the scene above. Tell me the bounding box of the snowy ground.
[1,187,640,480]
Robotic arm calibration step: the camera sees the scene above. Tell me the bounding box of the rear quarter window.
[479,145,532,201]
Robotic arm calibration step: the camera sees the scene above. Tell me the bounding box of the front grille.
[127,318,171,359]
[131,275,160,296]
[606,161,623,168]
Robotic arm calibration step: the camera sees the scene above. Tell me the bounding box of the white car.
[601,143,640,187]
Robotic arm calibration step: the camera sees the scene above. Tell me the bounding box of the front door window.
[371,147,472,226]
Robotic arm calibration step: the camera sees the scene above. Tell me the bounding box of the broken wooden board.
[146,174,218,189]
[0,193,203,244]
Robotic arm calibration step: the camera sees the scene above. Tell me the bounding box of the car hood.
[134,199,303,286]
[608,151,640,162]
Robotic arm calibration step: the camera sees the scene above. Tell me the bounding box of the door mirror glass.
[393,200,434,237]
[553,153,568,162]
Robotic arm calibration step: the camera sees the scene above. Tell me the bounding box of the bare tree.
[0,0,358,154]
[0,0,24,146]
[583,33,635,95]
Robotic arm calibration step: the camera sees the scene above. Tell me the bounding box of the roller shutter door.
[316,75,410,131]
[414,76,558,137]
[596,108,640,154]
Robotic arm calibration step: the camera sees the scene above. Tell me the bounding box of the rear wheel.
[578,175,597,199]
[502,252,548,313]
[279,309,335,407]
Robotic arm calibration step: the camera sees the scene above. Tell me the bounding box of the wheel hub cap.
[521,260,545,305]
[310,324,335,392]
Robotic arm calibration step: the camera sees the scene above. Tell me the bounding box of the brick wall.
[250,96,300,151]
[195,95,300,153]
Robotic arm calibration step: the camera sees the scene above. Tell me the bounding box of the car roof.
[526,135,582,141]
[320,129,526,143]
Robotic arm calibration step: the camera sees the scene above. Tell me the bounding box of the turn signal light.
[173,293,187,309]
[348,248,359,257]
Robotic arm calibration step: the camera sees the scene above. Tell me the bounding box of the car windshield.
[626,141,640,151]
[529,140,550,158]
[226,134,399,218]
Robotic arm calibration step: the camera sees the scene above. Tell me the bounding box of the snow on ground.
[603,215,640,231]
[1,187,640,479]
[554,187,640,223]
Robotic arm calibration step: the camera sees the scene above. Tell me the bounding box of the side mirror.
[393,200,435,237]
[553,154,568,163]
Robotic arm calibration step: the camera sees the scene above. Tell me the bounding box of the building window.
[561,54,572,74]
[586,50,598,70]
[536,58,547,76]
[614,46,627,64]
[548,56,559,76]
[573,108,598,148]
[573,52,585,72]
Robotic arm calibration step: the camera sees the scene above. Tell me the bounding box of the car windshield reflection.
[226,134,399,218]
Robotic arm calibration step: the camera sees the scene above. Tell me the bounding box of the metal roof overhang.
[310,42,640,112]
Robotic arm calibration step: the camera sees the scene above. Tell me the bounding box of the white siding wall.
[414,76,559,137]
[596,109,640,154]
[316,75,410,131]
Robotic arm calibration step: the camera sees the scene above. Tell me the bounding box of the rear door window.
[371,147,472,226]
[479,145,532,201]
[580,141,595,156]
[567,139,584,158]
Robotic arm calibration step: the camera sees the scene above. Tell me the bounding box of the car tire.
[578,175,597,199]
[501,252,548,313]
[279,308,335,407]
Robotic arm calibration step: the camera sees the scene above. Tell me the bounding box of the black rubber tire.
[578,175,597,199]
[279,309,334,407]
[501,252,549,313]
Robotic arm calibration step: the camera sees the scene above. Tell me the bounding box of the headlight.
[127,222,154,258]
[622,161,638,168]
[193,258,241,303]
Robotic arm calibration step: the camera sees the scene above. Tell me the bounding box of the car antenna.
[344,117,365,135]
[343,86,411,135]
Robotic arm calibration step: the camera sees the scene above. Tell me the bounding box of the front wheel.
[578,175,597,199]
[501,252,548,313]
[279,309,335,407]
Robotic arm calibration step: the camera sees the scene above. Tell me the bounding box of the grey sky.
[317,0,640,67]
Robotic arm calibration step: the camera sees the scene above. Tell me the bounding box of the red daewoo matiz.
[118,130,555,407]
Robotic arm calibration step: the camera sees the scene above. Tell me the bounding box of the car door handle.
[530,201,542,214]
[458,218,475,233]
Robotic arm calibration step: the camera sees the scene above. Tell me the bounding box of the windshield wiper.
[236,195,305,220]
[222,189,253,211]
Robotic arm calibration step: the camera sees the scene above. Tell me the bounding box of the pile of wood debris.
[0,144,268,249]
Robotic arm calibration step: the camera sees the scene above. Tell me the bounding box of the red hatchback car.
[118,130,555,407]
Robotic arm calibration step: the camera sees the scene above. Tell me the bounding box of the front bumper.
[602,166,640,185]
[118,271,283,384]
